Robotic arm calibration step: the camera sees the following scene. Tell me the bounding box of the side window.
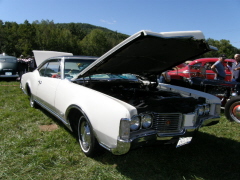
[192,63,202,68]
[46,61,60,78]
[38,60,61,78]
[189,63,202,70]
[39,63,48,76]
[204,62,215,70]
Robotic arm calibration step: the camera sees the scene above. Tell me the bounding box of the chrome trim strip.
[99,143,111,151]
[34,99,68,125]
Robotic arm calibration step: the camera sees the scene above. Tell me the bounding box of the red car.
[168,58,235,81]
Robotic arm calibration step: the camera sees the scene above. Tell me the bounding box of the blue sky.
[1,0,239,48]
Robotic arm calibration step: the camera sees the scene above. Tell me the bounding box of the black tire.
[78,116,101,157]
[225,96,240,123]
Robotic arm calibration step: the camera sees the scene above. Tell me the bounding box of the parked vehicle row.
[168,58,235,82]
[21,30,221,156]
[167,57,240,123]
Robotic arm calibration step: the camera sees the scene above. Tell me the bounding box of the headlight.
[141,114,152,128]
[130,116,140,131]
[197,105,204,116]
[204,104,210,115]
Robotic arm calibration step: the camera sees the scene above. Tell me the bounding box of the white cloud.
[100,19,116,25]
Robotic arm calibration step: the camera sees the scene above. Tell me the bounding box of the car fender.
[54,80,137,148]
[21,71,40,96]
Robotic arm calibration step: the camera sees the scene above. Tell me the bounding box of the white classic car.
[21,30,221,157]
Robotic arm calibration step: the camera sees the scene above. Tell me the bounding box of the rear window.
[0,58,17,62]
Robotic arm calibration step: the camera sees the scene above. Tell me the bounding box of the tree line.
[0,19,239,59]
[0,20,128,58]
[202,38,240,59]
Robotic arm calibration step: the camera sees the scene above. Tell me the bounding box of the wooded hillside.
[0,19,239,59]
[0,20,128,57]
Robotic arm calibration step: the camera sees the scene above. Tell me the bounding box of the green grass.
[0,81,240,180]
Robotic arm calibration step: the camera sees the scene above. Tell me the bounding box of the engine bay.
[75,77,204,114]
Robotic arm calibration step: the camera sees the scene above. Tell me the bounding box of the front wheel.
[78,116,101,157]
[225,96,240,123]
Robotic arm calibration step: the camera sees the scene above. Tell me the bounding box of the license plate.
[5,72,12,75]
[176,137,192,148]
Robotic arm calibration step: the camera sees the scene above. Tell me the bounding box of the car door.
[188,62,202,78]
[36,59,61,110]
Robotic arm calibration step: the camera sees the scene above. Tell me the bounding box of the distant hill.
[0,20,129,57]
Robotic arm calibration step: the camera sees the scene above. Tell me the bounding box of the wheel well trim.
[65,104,93,131]
[66,105,88,122]
[65,104,105,147]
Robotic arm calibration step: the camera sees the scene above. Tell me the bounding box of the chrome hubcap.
[80,121,91,152]
[30,95,34,107]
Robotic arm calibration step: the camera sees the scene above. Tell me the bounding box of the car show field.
[1,81,240,180]
[1,29,240,179]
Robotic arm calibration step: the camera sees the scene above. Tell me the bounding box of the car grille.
[152,113,183,133]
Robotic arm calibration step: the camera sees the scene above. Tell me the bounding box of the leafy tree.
[16,20,36,56]
[1,22,19,56]
[203,38,240,59]
[0,20,5,52]
[79,29,111,56]
[33,20,56,51]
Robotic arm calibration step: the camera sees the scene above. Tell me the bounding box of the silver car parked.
[0,53,19,78]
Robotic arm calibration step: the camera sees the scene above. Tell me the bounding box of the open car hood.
[74,30,217,80]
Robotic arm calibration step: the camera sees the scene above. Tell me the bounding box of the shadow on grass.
[35,106,77,137]
[38,107,240,180]
[94,132,240,180]
[0,78,19,82]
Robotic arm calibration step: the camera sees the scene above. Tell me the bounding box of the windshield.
[90,74,138,80]
[74,73,138,82]
[64,59,95,79]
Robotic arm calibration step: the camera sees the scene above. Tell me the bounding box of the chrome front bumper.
[110,115,220,155]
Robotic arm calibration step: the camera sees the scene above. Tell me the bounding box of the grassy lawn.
[0,81,240,180]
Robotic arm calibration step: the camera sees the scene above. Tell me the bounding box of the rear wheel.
[78,116,100,157]
[225,96,240,123]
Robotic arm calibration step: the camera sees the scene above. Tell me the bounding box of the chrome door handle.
[38,80,42,84]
